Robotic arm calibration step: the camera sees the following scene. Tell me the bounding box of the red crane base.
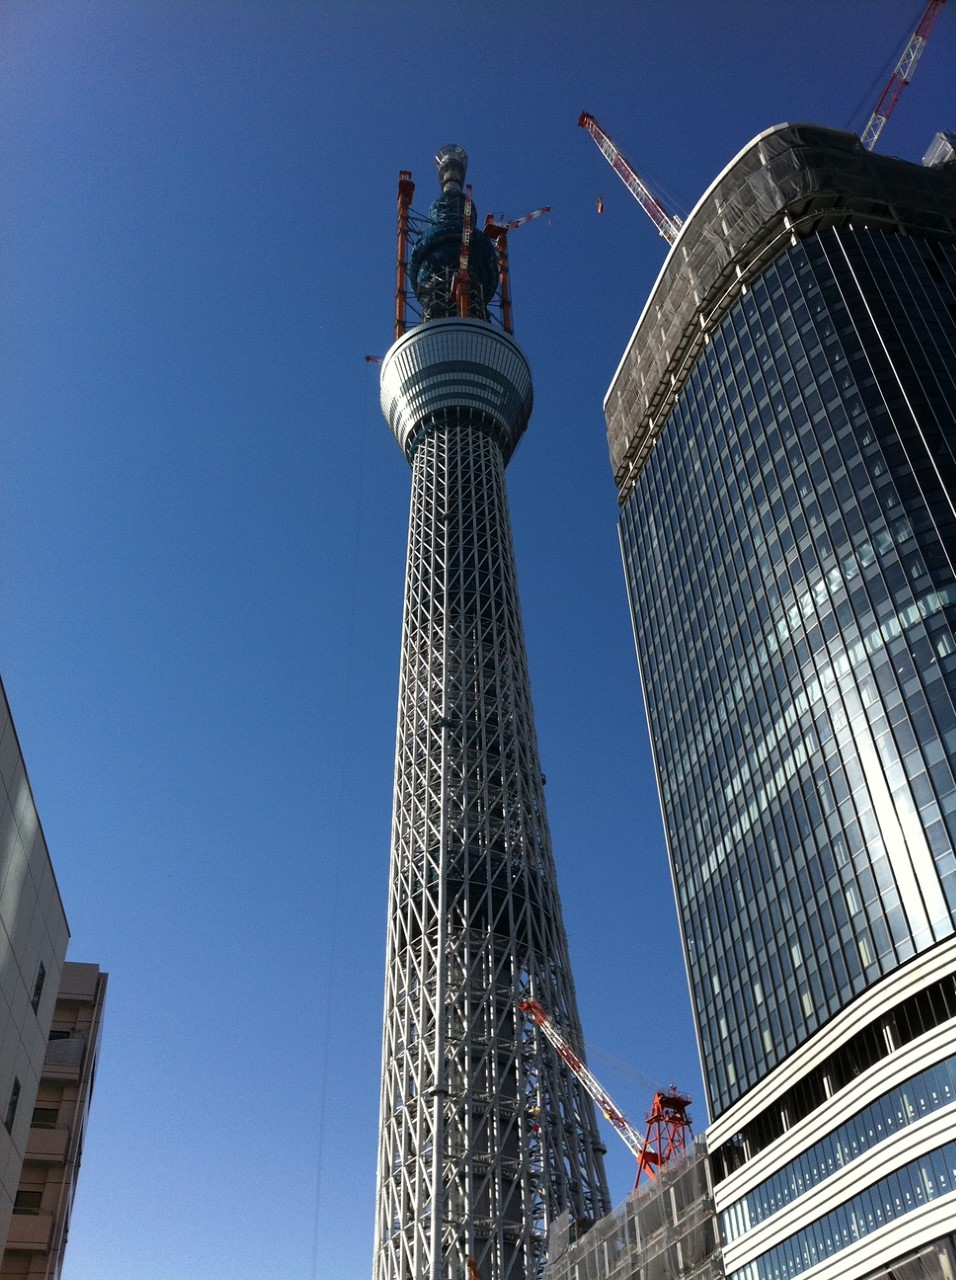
[635,1088,693,1187]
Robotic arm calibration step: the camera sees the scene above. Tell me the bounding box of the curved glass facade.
[620,226,956,1117]
[728,1137,956,1280]
[721,1053,956,1242]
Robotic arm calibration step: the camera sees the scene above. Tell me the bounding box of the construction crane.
[861,0,947,151]
[394,170,416,340]
[482,206,550,335]
[519,998,692,1185]
[484,207,551,234]
[451,184,475,318]
[578,113,682,244]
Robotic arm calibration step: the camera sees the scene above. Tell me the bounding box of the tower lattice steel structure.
[373,146,610,1280]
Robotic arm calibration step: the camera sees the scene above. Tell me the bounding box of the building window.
[31,1107,58,1129]
[721,1054,956,1240]
[31,961,46,1013]
[13,1190,42,1215]
[727,1138,956,1280]
[5,1078,21,1132]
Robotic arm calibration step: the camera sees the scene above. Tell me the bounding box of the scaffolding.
[543,1143,723,1280]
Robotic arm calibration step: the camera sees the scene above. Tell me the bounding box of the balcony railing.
[43,1035,85,1076]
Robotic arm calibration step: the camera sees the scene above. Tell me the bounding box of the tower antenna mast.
[483,207,550,334]
[394,171,416,340]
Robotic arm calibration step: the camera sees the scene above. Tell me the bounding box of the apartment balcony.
[26,1123,69,1161]
[43,1035,85,1080]
[57,963,101,1001]
[5,1210,53,1250]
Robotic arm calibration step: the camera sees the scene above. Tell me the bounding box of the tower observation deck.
[373,147,611,1280]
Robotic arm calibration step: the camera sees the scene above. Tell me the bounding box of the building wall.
[1,963,107,1280]
[606,125,956,1278]
[0,685,69,1251]
[620,222,956,1115]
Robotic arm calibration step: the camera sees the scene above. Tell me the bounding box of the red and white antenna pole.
[454,184,474,318]
[483,207,551,335]
[578,113,682,243]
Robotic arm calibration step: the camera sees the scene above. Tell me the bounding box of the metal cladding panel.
[380,318,533,463]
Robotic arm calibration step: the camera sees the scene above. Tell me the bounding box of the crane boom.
[578,113,682,243]
[518,999,652,1167]
[453,183,474,318]
[485,206,551,233]
[394,170,416,340]
[482,206,550,335]
[861,0,947,151]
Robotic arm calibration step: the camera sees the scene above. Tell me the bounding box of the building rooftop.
[604,122,956,504]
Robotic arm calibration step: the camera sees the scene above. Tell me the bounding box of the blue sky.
[1,3,953,1278]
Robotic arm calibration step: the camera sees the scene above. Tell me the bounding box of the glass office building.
[606,124,956,1279]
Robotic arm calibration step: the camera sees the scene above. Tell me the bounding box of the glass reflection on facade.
[621,227,956,1115]
[729,1138,956,1280]
[721,1053,956,1242]
[606,124,956,1278]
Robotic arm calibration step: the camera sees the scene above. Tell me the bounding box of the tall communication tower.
[374,146,611,1280]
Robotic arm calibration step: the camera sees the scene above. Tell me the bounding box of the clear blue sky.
[1,3,953,1278]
